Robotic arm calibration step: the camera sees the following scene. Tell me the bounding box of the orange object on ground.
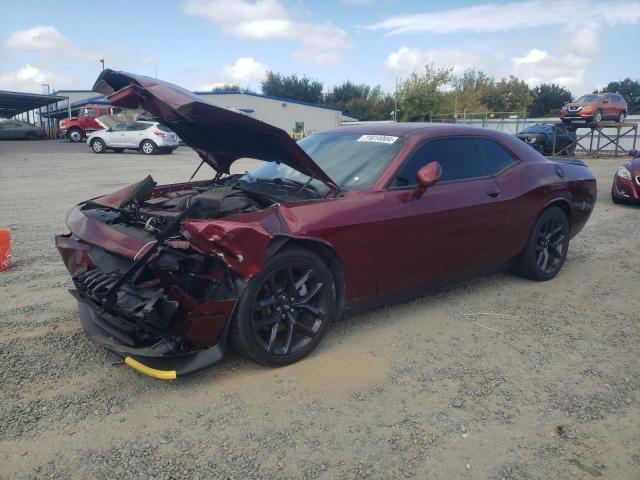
[0,229,11,271]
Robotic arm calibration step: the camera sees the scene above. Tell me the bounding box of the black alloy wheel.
[231,247,335,366]
[516,206,569,281]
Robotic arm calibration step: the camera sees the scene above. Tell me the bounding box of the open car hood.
[93,70,336,188]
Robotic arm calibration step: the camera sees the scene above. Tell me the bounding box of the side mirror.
[412,161,442,198]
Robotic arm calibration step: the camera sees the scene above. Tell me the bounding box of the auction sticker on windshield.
[357,135,399,144]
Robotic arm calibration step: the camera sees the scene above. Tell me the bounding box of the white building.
[50,89,346,135]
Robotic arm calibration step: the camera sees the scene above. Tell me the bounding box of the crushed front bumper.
[73,293,230,378]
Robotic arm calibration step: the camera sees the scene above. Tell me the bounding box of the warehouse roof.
[55,89,343,112]
[0,90,67,118]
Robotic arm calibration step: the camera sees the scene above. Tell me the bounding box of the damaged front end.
[56,175,276,378]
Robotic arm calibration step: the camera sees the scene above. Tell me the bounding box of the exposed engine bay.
[65,172,321,356]
[83,173,320,233]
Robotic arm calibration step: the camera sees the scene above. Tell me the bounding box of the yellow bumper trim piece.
[124,356,177,380]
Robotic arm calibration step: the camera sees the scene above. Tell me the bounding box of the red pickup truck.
[60,104,117,142]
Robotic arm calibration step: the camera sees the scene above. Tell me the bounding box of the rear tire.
[25,131,37,140]
[515,206,570,281]
[90,138,106,154]
[140,139,157,155]
[617,112,626,123]
[230,247,336,366]
[68,128,83,142]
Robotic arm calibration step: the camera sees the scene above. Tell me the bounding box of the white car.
[87,121,179,155]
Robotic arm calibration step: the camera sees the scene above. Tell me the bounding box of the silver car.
[86,121,179,154]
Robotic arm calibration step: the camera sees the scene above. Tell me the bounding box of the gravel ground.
[1,140,638,479]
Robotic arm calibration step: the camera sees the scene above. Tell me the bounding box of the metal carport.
[0,90,67,118]
[0,90,68,138]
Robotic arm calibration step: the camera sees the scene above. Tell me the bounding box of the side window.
[85,108,96,118]
[392,138,485,187]
[112,123,127,132]
[475,138,517,176]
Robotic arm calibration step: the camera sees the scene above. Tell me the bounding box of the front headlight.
[617,166,632,180]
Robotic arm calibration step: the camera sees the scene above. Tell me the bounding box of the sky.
[1,0,639,97]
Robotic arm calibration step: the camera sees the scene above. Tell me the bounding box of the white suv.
[87,121,179,155]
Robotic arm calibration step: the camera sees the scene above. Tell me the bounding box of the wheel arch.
[542,197,572,223]
[266,236,346,319]
[139,137,156,149]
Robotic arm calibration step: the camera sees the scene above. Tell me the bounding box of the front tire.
[515,206,570,281]
[593,110,603,123]
[140,139,157,155]
[230,247,336,366]
[68,128,83,142]
[90,138,106,154]
[611,187,626,204]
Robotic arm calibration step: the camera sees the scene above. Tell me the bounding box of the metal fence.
[432,113,640,154]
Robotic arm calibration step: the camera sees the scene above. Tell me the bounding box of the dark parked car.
[56,70,597,379]
[611,149,640,204]
[0,120,46,140]
[516,123,576,155]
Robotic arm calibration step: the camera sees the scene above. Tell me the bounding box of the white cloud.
[367,0,640,35]
[511,48,547,66]
[5,26,68,50]
[197,56,268,90]
[511,50,591,91]
[182,0,351,65]
[221,56,267,86]
[385,46,489,76]
[5,25,103,63]
[0,64,71,92]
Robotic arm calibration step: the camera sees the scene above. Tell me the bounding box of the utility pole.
[394,77,398,122]
[100,58,105,71]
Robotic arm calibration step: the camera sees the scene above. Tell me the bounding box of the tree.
[261,71,324,104]
[598,78,640,114]
[528,83,573,117]
[449,69,494,113]
[204,84,242,93]
[397,64,452,121]
[483,76,533,113]
[324,81,393,120]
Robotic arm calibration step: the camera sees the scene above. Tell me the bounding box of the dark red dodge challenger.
[55,70,597,379]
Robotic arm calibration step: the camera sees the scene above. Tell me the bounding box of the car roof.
[324,122,512,141]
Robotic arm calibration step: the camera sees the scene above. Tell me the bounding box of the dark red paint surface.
[612,156,640,202]
[57,72,597,354]
[62,123,596,309]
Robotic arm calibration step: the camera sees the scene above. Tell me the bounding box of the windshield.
[575,95,602,103]
[242,132,405,191]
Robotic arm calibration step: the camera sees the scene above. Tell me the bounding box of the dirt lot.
[1,140,638,479]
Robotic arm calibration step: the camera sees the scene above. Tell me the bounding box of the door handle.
[486,189,501,198]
